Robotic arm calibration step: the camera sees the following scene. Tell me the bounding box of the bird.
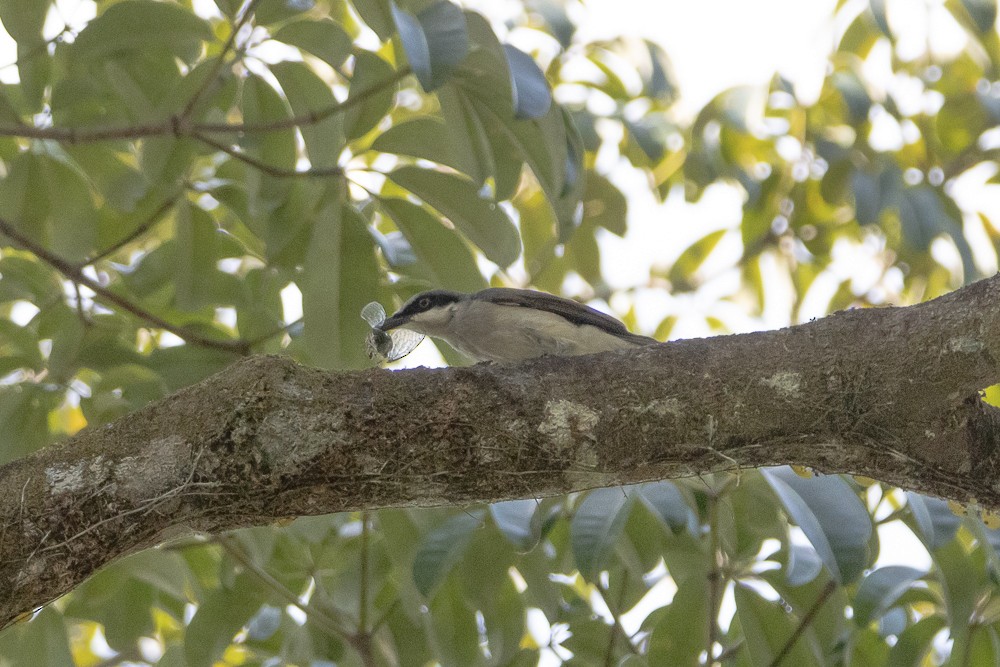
[377,287,657,363]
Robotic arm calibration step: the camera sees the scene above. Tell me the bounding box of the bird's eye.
[419,298,431,309]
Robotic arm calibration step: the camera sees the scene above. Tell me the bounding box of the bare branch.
[0,66,412,144]
[193,132,345,178]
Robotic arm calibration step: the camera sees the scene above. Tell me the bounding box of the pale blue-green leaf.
[391,5,431,88]
[853,566,925,626]
[503,44,550,119]
[489,499,540,552]
[413,511,483,596]
[762,467,872,584]
[961,0,997,33]
[416,1,469,90]
[636,481,693,534]
[786,544,824,587]
[256,0,315,25]
[570,487,632,582]
[906,492,961,551]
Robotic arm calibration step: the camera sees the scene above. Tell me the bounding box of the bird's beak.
[379,314,409,331]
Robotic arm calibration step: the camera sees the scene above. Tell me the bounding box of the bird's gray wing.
[472,288,655,343]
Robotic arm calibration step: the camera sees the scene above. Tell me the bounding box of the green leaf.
[371,117,456,166]
[901,186,976,284]
[887,616,947,667]
[353,0,395,40]
[173,202,220,312]
[43,156,98,262]
[570,487,632,582]
[0,0,49,43]
[377,197,488,292]
[436,84,495,184]
[72,1,213,64]
[301,190,342,370]
[669,229,726,287]
[869,0,892,35]
[853,566,925,627]
[852,170,881,225]
[413,511,482,596]
[387,166,521,267]
[393,1,468,91]
[255,0,316,25]
[302,192,382,369]
[269,60,345,168]
[645,576,708,664]
[960,0,997,33]
[241,74,296,170]
[762,467,873,584]
[734,584,822,666]
[428,577,481,665]
[184,574,266,667]
[273,18,353,69]
[0,607,74,666]
[489,499,540,552]
[934,537,988,654]
[582,171,627,236]
[503,44,551,119]
[343,51,398,140]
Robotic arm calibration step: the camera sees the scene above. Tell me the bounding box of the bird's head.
[380,289,466,336]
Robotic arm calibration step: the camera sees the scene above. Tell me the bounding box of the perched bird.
[378,287,657,363]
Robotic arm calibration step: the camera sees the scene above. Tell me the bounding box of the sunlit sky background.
[0,0,979,656]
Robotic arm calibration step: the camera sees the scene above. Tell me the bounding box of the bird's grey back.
[471,288,656,345]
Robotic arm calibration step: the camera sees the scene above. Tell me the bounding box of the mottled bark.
[2,274,1000,627]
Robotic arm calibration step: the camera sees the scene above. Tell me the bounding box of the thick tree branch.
[2,275,1000,626]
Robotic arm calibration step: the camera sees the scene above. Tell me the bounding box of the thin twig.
[0,66,412,144]
[0,216,249,355]
[193,132,345,178]
[82,194,179,266]
[706,486,722,666]
[768,578,837,667]
[179,0,261,122]
[598,574,638,666]
[243,316,302,348]
[217,534,361,647]
[359,511,370,631]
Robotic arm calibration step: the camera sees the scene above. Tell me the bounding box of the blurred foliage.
[0,0,999,664]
